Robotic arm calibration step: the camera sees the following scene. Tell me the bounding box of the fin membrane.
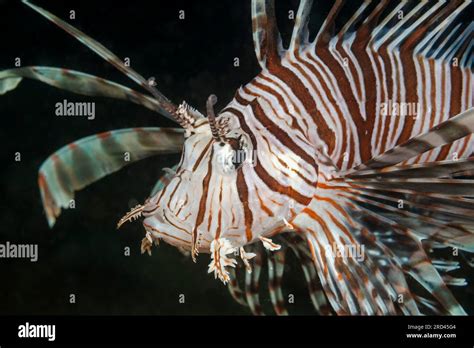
[39,127,184,227]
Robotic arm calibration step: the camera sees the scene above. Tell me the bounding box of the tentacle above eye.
[206,94,224,142]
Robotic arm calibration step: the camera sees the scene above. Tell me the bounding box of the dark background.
[0,0,472,316]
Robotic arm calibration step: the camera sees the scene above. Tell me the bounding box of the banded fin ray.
[39,128,184,227]
[22,0,178,119]
[296,110,474,315]
[337,186,474,252]
[225,232,331,315]
[297,185,467,315]
[348,158,474,179]
[251,0,284,69]
[266,248,288,315]
[244,247,265,315]
[0,76,21,95]
[288,0,313,53]
[340,109,474,252]
[150,164,180,197]
[294,201,401,315]
[285,233,331,315]
[227,267,249,307]
[349,106,474,172]
[0,67,170,115]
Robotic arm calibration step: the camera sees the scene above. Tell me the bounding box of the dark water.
[0,0,472,315]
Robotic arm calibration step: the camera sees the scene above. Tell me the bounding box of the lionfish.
[1,0,473,315]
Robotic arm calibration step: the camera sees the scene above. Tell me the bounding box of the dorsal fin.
[350,107,474,172]
[289,0,313,53]
[314,0,344,50]
[251,0,283,69]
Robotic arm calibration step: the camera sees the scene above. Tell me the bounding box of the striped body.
[143,0,474,255]
[235,0,474,171]
[3,0,473,315]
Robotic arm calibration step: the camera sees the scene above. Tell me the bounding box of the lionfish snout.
[139,172,212,253]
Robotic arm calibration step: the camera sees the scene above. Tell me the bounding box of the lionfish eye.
[184,129,196,138]
[230,137,247,169]
[232,149,246,169]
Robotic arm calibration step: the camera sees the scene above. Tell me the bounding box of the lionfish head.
[141,95,317,263]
